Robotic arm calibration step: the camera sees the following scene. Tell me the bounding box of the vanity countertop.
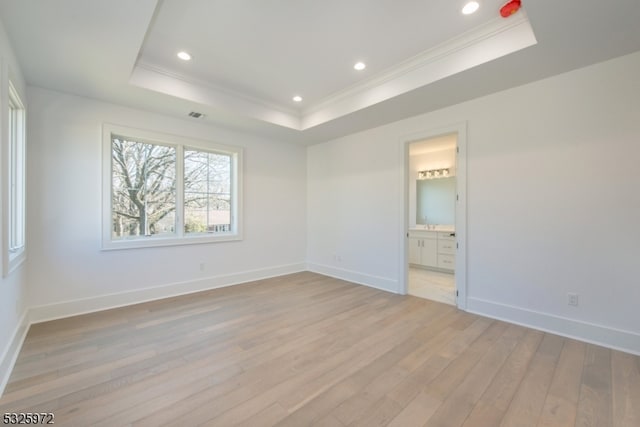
[409,225,455,232]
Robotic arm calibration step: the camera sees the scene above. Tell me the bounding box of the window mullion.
[176,144,185,237]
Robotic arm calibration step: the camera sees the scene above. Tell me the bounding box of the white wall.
[307,51,640,354]
[26,87,307,320]
[0,19,29,394]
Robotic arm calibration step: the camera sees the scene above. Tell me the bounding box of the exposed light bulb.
[177,51,191,61]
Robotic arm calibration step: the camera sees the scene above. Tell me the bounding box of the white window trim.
[1,70,27,276]
[102,123,243,250]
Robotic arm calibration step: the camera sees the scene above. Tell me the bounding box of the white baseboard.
[0,310,30,396]
[306,262,399,293]
[29,263,306,324]
[467,297,640,356]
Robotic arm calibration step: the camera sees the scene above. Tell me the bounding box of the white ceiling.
[1,0,640,144]
[139,0,511,109]
[409,134,457,156]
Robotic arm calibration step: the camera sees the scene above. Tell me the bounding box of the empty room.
[0,0,639,426]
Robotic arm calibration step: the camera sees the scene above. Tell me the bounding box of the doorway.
[402,123,467,309]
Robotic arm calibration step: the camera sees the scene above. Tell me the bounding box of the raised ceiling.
[132,0,536,130]
[1,0,640,144]
[141,0,507,109]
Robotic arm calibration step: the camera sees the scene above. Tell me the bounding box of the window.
[103,124,242,249]
[2,81,26,276]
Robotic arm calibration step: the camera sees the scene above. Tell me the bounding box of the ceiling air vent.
[188,111,204,119]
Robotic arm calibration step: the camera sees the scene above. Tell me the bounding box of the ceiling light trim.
[462,2,480,15]
[354,62,366,71]
[177,51,192,61]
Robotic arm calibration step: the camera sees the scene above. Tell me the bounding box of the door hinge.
[456,194,459,201]
[456,290,459,297]
[456,146,459,153]
[456,242,459,249]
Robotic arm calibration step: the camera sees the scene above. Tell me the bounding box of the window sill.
[101,232,243,251]
[3,249,26,277]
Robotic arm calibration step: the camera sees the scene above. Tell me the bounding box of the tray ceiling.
[1,0,639,144]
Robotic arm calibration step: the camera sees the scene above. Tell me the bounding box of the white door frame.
[399,122,468,310]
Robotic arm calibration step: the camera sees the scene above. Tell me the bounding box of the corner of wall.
[306,262,399,294]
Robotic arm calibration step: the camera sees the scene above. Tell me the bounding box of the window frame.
[102,124,243,250]
[2,76,26,277]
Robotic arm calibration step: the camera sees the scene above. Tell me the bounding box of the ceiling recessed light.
[177,51,191,61]
[354,62,366,71]
[293,95,303,102]
[462,1,480,15]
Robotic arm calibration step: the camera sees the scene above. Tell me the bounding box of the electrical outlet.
[567,293,579,306]
[199,263,205,272]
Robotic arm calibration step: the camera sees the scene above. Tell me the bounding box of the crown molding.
[135,61,301,116]
[304,12,532,117]
[300,11,537,129]
[129,61,303,130]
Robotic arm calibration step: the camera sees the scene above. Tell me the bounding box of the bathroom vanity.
[408,227,455,272]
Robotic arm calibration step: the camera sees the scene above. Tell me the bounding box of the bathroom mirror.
[416,176,455,225]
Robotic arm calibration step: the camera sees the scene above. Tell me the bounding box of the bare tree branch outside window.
[184,150,232,234]
[111,137,232,240]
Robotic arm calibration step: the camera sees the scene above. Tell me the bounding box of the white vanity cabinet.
[409,231,438,268]
[436,231,456,270]
[409,229,455,272]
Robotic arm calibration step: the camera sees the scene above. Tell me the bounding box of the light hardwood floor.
[1,272,638,426]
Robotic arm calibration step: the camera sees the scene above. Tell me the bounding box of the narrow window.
[4,81,26,275]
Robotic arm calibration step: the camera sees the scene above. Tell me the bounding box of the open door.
[401,123,467,310]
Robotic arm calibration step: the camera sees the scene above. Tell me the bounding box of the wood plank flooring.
[1,272,638,426]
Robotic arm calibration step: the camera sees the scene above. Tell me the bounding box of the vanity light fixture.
[462,1,480,15]
[418,168,451,179]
